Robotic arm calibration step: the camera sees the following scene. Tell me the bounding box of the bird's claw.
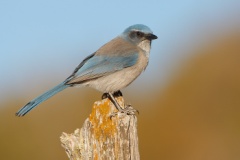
[110,104,139,119]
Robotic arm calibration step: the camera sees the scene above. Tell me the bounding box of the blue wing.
[66,53,139,84]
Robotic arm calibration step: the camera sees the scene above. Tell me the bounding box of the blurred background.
[1,0,240,159]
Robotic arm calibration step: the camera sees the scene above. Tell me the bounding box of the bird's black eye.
[129,31,144,40]
[136,31,143,38]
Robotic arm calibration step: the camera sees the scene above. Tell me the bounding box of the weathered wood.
[60,97,140,160]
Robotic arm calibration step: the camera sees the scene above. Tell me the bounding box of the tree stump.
[60,97,140,160]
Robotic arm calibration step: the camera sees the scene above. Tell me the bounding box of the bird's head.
[121,24,158,45]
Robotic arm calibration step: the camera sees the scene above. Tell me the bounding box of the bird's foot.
[102,91,138,119]
[110,104,139,119]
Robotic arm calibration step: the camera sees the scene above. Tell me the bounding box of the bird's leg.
[113,90,123,97]
[102,91,138,117]
[108,92,124,111]
[107,92,139,117]
[102,90,123,99]
[102,93,108,99]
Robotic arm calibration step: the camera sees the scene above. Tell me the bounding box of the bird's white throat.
[138,40,151,58]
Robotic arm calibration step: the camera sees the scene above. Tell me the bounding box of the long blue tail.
[16,82,69,116]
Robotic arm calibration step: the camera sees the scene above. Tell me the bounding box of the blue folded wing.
[67,53,138,83]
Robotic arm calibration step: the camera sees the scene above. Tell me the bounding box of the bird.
[16,24,157,116]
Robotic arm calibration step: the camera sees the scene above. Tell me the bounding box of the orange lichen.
[89,98,124,142]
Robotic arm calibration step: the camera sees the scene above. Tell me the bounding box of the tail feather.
[16,82,69,116]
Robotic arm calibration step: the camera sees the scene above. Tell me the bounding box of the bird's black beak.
[145,33,158,40]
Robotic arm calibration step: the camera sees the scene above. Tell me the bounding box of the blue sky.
[0,0,239,102]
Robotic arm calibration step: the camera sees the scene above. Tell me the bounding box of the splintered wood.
[60,97,140,160]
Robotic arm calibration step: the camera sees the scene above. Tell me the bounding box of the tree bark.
[60,97,140,160]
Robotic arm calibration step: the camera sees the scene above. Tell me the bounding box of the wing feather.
[67,53,138,84]
[66,37,140,84]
